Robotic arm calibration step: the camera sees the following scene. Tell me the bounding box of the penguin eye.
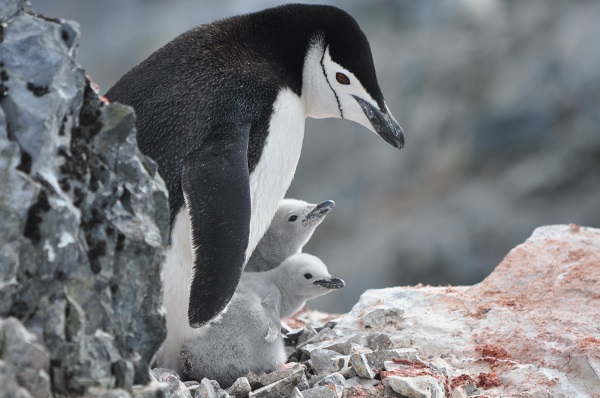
[288,215,298,222]
[304,273,312,280]
[336,72,350,85]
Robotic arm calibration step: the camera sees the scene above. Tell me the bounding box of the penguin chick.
[245,199,334,272]
[178,253,344,387]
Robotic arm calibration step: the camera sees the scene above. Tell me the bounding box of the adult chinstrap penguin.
[106,4,404,335]
[245,198,334,272]
[177,253,344,386]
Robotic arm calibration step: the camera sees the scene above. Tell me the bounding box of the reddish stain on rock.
[450,374,477,390]
[477,372,501,389]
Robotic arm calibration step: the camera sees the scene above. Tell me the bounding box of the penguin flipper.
[182,123,251,328]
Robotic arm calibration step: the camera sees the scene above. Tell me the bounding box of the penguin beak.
[352,95,405,149]
[314,277,345,290]
[303,200,335,225]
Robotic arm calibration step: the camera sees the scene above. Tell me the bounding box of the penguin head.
[268,198,334,246]
[277,253,345,300]
[301,7,405,149]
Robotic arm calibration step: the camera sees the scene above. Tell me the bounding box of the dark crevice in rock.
[26,81,50,97]
[16,148,31,173]
[23,189,50,244]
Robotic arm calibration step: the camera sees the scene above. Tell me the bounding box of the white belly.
[247,88,306,259]
[156,88,306,370]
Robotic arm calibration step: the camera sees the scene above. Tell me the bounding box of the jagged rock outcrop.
[0,1,169,396]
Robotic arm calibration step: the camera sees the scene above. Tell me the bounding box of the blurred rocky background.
[32,0,600,313]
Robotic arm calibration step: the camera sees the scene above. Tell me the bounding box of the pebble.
[313,373,346,388]
[258,368,295,386]
[196,378,229,398]
[349,354,376,379]
[151,368,192,398]
[225,377,252,398]
[301,385,343,398]
[310,349,347,375]
[296,325,318,346]
[248,366,307,398]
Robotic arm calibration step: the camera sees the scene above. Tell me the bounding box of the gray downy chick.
[179,253,344,387]
[245,199,334,272]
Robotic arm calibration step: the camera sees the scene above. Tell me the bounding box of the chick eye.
[288,215,298,222]
[304,273,312,279]
[336,72,350,85]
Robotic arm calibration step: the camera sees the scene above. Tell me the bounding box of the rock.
[113,359,135,390]
[249,366,307,398]
[383,375,445,398]
[225,377,251,398]
[361,308,405,330]
[362,349,422,374]
[299,332,366,357]
[296,325,318,347]
[258,367,296,386]
[0,1,169,396]
[365,334,405,352]
[349,354,376,380]
[297,328,337,353]
[310,349,348,376]
[0,317,52,398]
[336,225,600,397]
[300,385,343,398]
[195,379,228,398]
[151,368,191,398]
[313,373,345,388]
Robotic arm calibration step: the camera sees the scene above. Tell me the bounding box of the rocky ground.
[152,225,600,398]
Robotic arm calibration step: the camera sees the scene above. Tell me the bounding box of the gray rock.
[349,354,376,379]
[93,388,132,398]
[150,368,191,398]
[300,385,343,398]
[382,375,445,398]
[184,381,200,394]
[249,367,307,398]
[362,349,421,373]
[258,368,296,386]
[338,367,356,380]
[225,377,251,398]
[195,379,228,398]
[361,308,404,329]
[297,328,337,353]
[309,349,347,376]
[0,0,31,20]
[0,317,52,398]
[290,387,304,398]
[366,333,404,351]
[0,2,169,396]
[113,359,135,390]
[313,373,346,388]
[244,373,262,391]
[348,343,372,356]
[296,325,318,347]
